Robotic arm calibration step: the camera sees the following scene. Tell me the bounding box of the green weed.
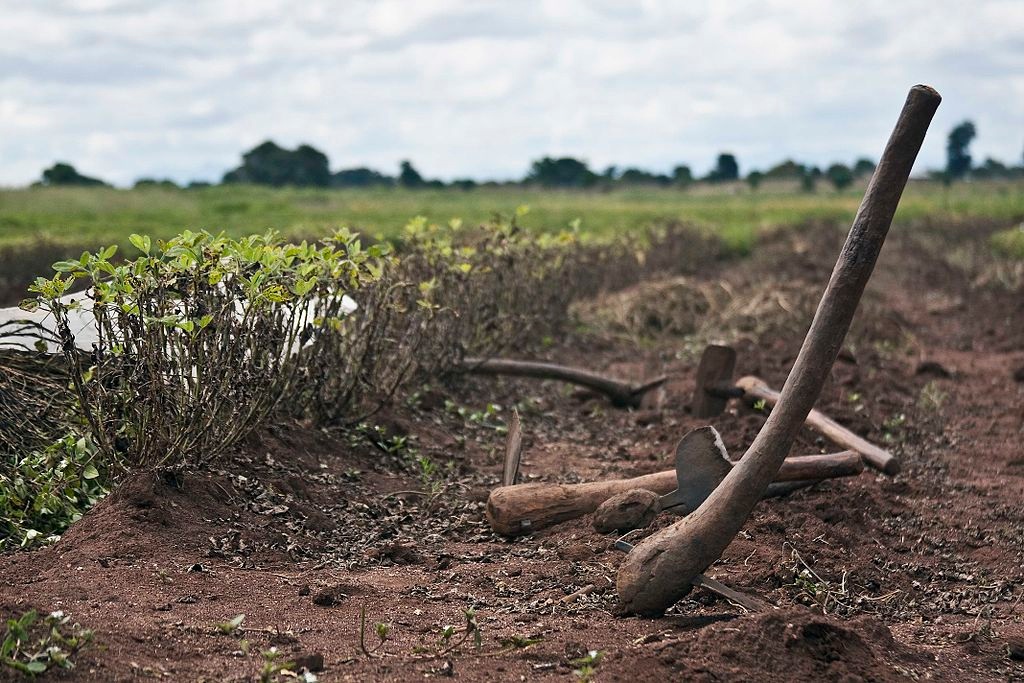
[215,614,245,635]
[991,223,1024,259]
[1,610,92,678]
[572,649,604,682]
[918,381,947,411]
[0,433,108,550]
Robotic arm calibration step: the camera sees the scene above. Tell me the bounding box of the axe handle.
[736,375,900,475]
[486,450,862,536]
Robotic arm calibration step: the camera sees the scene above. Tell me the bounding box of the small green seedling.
[259,647,296,683]
[359,606,390,658]
[216,614,246,635]
[572,650,604,682]
[434,609,482,656]
[1,610,92,677]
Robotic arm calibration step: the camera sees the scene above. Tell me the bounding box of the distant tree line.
[35,123,1024,191]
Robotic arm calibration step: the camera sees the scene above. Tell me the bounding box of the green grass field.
[1,180,1022,255]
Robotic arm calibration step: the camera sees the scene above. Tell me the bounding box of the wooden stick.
[736,375,900,474]
[614,542,770,613]
[502,408,523,487]
[616,85,941,615]
[459,357,667,408]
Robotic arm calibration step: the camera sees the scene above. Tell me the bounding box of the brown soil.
[3,221,1024,681]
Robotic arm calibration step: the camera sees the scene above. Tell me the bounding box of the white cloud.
[0,0,1021,186]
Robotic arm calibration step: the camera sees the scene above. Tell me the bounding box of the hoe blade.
[659,426,733,514]
[692,345,737,418]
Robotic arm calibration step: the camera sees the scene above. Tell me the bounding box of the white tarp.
[0,292,357,354]
[0,293,99,352]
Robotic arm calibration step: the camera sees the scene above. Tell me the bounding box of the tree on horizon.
[38,162,108,187]
[945,120,976,183]
[706,153,739,183]
[222,141,331,187]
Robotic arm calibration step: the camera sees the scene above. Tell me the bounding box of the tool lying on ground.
[458,357,667,408]
[691,344,901,474]
[616,85,940,615]
[486,427,863,536]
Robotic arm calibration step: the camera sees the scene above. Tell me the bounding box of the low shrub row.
[1,213,716,548]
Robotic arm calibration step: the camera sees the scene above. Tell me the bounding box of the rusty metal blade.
[658,426,733,513]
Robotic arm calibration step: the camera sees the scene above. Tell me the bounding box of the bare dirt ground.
[2,221,1023,681]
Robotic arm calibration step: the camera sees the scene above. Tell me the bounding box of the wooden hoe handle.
[460,357,666,408]
[486,451,863,536]
[736,375,900,475]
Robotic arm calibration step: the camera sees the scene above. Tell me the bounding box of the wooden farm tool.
[691,344,900,474]
[485,427,863,536]
[616,85,941,615]
[459,357,667,408]
[613,540,771,613]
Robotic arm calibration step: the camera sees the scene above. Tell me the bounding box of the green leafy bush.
[0,433,107,549]
[24,229,388,473]
[402,211,584,356]
[9,217,715,488]
[301,212,589,423]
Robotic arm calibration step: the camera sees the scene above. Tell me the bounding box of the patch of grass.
[2,180,1021,254]
[572,649,604,682]
[991,223,1024,259]
[918,381,948,412]
[882,413,907,443]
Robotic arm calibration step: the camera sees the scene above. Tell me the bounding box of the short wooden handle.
[737,375,900,474]
[486,471,677,536]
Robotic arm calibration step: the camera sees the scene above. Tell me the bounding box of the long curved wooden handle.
[736,375,900,474]
[460,357,666,408]
[486,450,863,536]
[617,85,941,615]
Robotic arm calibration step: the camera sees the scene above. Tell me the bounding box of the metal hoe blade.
[658,426,734,513]
[691,344,737,418]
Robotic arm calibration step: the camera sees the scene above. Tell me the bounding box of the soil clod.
[592,488,662,533]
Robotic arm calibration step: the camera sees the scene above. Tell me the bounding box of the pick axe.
[617,85,940,616]
[486,427,862,536]
[690,344,900,475]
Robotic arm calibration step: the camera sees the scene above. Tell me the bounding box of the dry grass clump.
[0,330,71,456]
[573,276,719,338]
[573,271,903,358]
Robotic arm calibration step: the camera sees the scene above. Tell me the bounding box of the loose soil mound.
[617,608,924,682]
[2,222,1023,681]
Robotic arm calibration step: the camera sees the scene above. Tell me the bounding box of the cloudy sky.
[1,0,1022,186]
